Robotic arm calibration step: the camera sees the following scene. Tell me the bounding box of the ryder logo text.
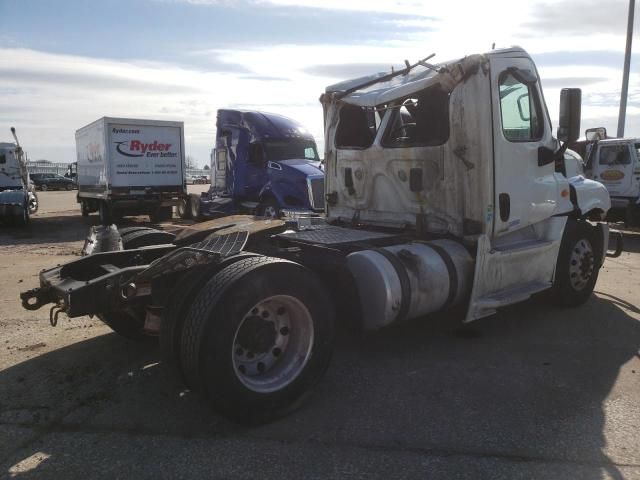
[115,140,176,158]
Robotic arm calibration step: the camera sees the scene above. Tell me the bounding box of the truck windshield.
[599,145,631,165]
[264,140,319,162]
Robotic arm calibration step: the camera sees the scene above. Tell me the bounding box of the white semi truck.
[0,128,37,226]
[22,47,621,423]
[75,117,186,224]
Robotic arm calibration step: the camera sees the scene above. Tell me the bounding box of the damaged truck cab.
[21,48,619,423]
[322,47,612,325]
[191,110,325,220]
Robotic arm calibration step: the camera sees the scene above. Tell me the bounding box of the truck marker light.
[561,189,569,198]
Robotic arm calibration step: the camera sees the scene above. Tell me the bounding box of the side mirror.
[585,127,607,142]
[557,88,581,143]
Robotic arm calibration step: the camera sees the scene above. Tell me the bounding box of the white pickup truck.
[587,137,640,224]
[22,47,620,424]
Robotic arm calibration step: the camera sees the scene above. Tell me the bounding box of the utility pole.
[617,0,635,138]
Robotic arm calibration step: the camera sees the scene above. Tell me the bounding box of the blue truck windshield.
[264,140,319,162]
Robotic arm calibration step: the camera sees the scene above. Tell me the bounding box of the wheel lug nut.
[280,326,289,336]
[238,365,246,374]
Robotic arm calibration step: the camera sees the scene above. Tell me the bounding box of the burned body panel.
[323,55,492,236]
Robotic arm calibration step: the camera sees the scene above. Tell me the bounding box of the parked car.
[30,173,76,191]
[195,175,209,184]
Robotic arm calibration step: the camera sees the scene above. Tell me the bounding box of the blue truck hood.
[277,159,323,177]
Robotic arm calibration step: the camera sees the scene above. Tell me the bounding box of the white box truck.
[75,117,186,224]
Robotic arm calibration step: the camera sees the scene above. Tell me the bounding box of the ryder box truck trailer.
[76,117,186,224]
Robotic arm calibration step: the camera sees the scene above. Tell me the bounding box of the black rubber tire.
[159,253,262,372]
[188,194,201,221]
[122,229,175,249]
[176,198,191,220]
[118,226,155,237]
[551,219,601,307]
[258,198,281,219]
[65,184,74,191]
[99,201,112,225]
[80,200,89,217]
[40,184,48,191]
[14,205,29,227]
[150,206,173,223]
[179,257,335,424]
[98,309,146,340]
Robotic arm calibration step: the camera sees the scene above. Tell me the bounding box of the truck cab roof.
[216,109,315,143]
[325,47,530,107]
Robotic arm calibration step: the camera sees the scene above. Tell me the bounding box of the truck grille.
[308,177,325,210]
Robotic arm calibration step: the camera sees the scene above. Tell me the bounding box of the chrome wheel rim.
[28,196,37,214]
[232,295,314,393]
[569,237,594,291]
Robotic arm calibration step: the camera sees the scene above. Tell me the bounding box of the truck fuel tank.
[346,240,474,330]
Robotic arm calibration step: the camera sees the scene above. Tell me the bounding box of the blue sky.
[0,0,638,164]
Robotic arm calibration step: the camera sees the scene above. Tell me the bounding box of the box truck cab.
[188,110,324,220]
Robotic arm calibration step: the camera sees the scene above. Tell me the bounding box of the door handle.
[499,193,510,221]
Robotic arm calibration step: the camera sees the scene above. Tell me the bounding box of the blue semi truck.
[183,110,325,220]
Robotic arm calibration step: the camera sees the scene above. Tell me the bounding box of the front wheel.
[551,220,601,307]
[14,204,30,227]
[176,198,191,219]
[180,257,335,424]
[188,194,201,221]
[40,184,48,192]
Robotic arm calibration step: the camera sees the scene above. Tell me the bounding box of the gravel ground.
[0,189,639,479]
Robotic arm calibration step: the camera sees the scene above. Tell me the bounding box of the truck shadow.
[0,295,638,478]
[0,215,95,247]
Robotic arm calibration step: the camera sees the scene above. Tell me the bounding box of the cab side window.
[382,86,450,147]
[336,104,379,149]
[499,71,543,142]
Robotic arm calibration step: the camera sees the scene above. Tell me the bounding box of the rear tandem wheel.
[178,256,335,424]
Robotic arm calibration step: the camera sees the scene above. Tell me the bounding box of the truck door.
[592,143,636,199]
[490,56,559,235]
[243,142,268,201]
